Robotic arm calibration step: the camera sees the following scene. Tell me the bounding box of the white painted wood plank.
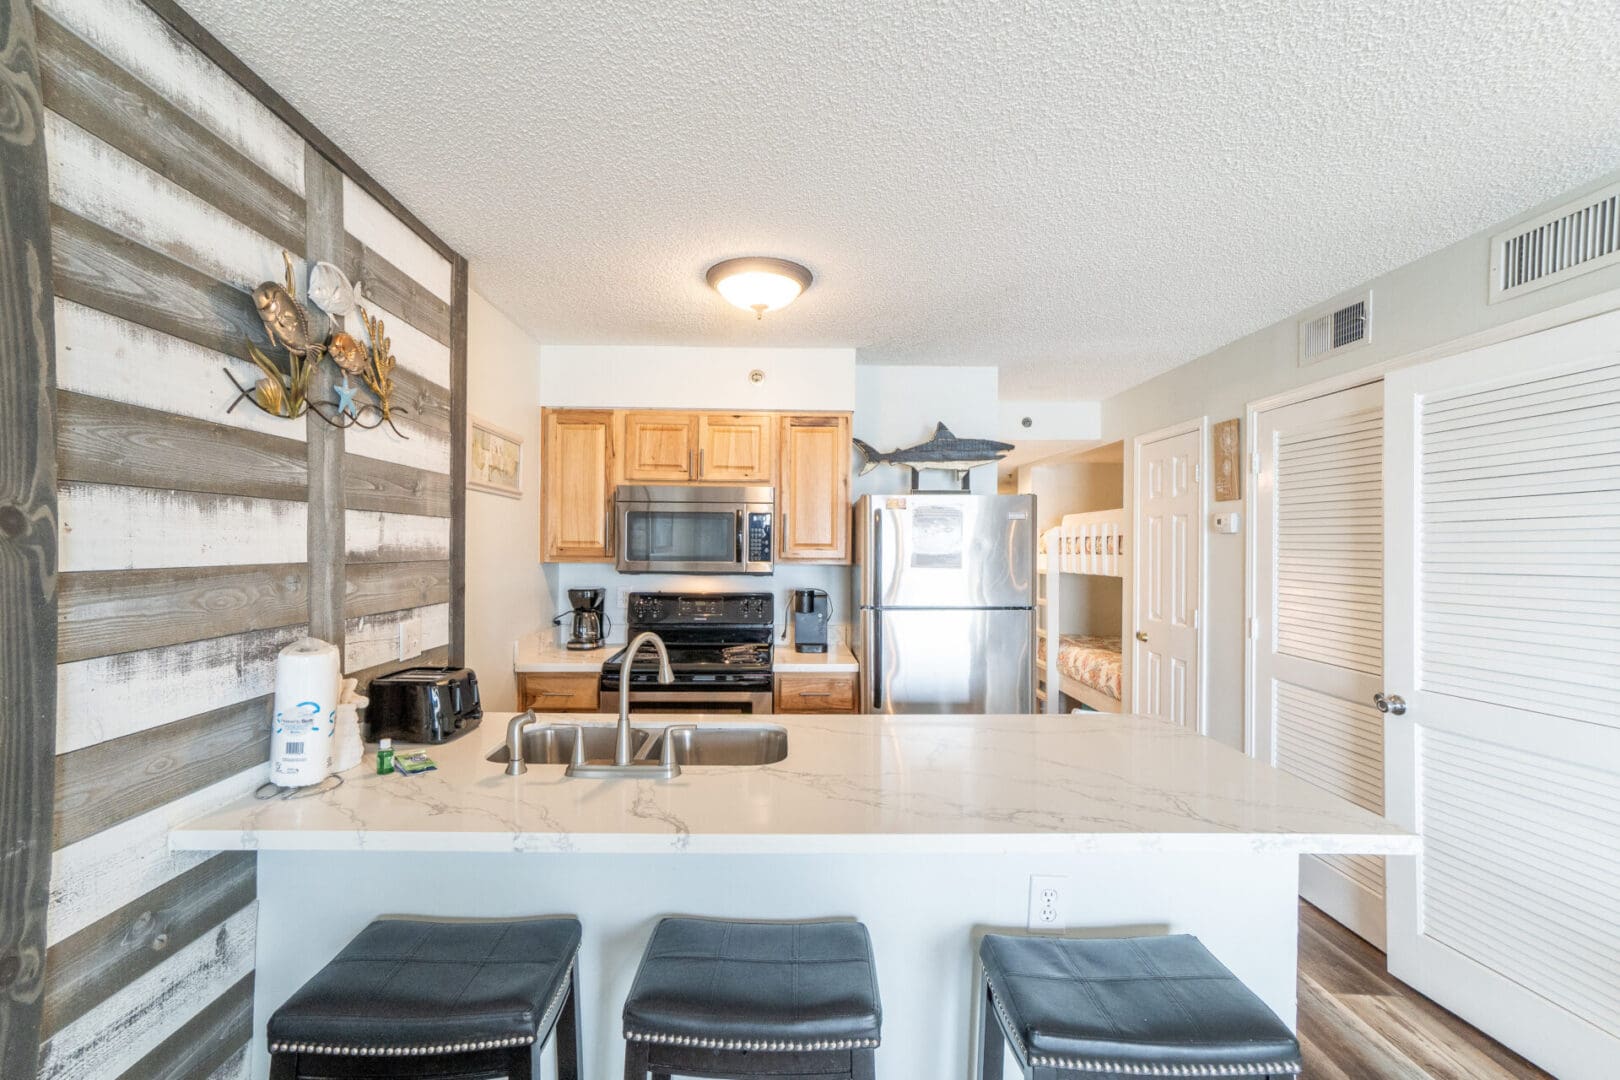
[40,904,257,1080]
[56,624,303,754]
[362,296,451,389]
[344,509,451,561]
[55,300,308,442]
[46,110,296,293]
[46,768,265,945]
[58,483,306,572]
[344,415,452,475]
[38,0,304,193]
[342,174,450,302]
[343,602,451,672]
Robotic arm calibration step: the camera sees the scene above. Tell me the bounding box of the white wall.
[540,345,856,410]
[1101,167,1620,749]
[1019,461,1125,640]
[854,365,1001,496]
[465,288,553,709]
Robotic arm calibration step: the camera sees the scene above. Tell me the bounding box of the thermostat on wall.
[1211,512,1241,534]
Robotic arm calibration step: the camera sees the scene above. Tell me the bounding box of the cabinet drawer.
[774,673,858,713]
[520,672,600,711]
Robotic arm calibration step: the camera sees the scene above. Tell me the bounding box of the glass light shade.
[705,257,813,318]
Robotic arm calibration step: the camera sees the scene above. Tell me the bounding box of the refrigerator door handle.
[871,608,883,711]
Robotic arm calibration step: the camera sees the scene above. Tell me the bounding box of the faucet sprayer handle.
[660,725,697,772]
[504,710,538,777]
[563,725,586,768]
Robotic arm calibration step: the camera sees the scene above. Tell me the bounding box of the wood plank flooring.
[1297,901,1550,1079]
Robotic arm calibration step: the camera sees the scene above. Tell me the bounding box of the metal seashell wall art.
[225,251,408,438]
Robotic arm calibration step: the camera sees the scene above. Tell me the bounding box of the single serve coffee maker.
[790,588,831,653]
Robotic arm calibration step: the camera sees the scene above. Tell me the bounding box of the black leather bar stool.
[622,917,881,1080]
[268,915,582,1080]
[979,933,1301,1079]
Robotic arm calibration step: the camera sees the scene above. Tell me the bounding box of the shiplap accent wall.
[32,0,465,1075]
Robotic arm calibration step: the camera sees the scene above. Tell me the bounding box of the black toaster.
[366,666,482,743]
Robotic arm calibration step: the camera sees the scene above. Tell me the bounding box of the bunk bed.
[1037,510,1126,713]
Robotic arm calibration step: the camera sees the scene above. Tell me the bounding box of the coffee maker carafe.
[558,588,608,650]
[791,588,831,654]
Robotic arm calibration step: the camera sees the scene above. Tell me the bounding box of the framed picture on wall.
[468,416,524,498]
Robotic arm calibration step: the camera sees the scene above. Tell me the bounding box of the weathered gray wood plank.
[35,10,304,254]
[349,644,449,690]
[304,146,344,649]
[53,696,269,849]
[39,853,254,1041]
[344,232,451,346]
[57,390,307,501]
[449,255,468,666]
[345,560,451,620]
[58,564,307,663]
[0,0,58,1073]
[391,363,453,434]
[115,970,253,1080]
[140,0,458,262]
[50,203,271,360]
[344,453,452,517]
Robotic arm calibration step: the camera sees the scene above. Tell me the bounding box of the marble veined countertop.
[171,712,1417,857]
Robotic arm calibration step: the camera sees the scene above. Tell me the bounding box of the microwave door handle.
[736,509,745,565]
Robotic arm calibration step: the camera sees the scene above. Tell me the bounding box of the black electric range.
[598,593,775,713]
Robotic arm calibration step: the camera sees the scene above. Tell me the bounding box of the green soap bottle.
[376,738,395,775]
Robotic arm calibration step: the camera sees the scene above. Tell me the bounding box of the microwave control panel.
[747,512,772,562]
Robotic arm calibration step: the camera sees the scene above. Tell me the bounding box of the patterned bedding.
[1039,634,1123,701]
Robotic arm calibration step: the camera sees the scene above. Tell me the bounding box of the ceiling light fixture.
[705,257,813,319]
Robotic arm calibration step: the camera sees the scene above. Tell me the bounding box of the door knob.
[1135,631,1149,642]
[1373,692,1406,716]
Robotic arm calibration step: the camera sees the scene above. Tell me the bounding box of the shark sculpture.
[852,422,1015,489]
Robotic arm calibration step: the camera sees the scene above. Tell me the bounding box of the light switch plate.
[1211,511,1241,534]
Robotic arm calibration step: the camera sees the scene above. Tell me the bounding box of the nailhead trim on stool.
[270,953,577,1058]
[624,1030,880,1052]
[987,979,1301,1077]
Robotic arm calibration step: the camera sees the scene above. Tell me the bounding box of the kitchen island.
[173,711,1415,1080]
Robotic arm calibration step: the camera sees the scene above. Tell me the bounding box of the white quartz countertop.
[512,634,614,673]
[172,712,1418,857]
[773,640,859,673]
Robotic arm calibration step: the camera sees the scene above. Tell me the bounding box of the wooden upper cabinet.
[778,414,851,563]
[541,409,616,562]
[697,413,774,483]
[622,412,697,482]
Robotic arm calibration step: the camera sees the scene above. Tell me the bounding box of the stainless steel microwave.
[615,485,774,575]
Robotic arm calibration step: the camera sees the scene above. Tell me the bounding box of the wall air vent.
[1489,180,1620,303]
[1299,292,1371,366]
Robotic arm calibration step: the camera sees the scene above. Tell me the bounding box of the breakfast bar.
[172,712,1415,1079]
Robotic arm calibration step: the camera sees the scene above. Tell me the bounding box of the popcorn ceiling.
[183,0,1620,398]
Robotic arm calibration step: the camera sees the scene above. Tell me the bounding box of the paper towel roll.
[270,637,341,787]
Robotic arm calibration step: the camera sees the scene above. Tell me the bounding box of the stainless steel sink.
[488,722,787,768]
[486,724,654,765]
[642,724,789,767]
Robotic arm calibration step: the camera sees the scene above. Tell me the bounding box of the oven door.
[601,688,774,715]
[616,490,773,575]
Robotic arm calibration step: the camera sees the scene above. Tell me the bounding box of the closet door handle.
[1135,631,1149,643]
[1373,692,1406,716]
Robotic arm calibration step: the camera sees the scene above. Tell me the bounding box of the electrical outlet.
[397,616,422,661]
[1027,875,1067,932]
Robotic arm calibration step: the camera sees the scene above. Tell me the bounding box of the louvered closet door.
[1384,308,1620,1080]
[1253,380,1386,947]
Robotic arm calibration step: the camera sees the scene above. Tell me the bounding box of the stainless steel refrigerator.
[853,493,1037,714]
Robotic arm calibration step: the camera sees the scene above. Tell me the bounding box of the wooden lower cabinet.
[774,672,859,714]
[517,672,600,712]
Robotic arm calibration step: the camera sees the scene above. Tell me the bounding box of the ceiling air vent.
[1299,292,1371,366]
[1490,180,1620,303]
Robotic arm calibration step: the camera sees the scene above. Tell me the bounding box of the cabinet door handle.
[698,447,705,477]
[688,449,694,477]
[798,691,832,698]
[534,690,573,697]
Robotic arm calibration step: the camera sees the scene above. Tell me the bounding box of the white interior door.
[1253,381,1387,947]
[1384,308,1620,1080]
[1134,424,1202,726]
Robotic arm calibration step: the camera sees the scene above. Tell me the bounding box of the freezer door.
[863,607,1034,714]
[856,494,1036,609]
